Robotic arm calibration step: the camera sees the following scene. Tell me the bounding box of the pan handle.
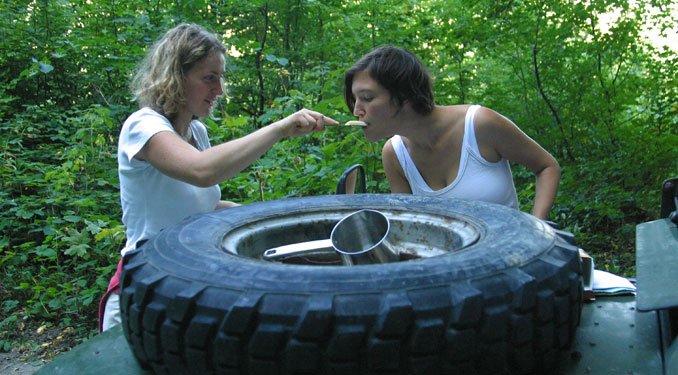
[262,239,334,261]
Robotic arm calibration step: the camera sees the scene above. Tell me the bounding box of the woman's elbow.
[193,174,222,188]
[547,160,561,178]
[551,159,561,179]
[534,157,560,181]
[183,168,222,188]
[193,178,219,188]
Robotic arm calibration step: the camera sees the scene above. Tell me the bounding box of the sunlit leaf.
[39,62,54,74]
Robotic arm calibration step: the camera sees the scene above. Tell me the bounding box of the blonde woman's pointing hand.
[275,108,339,138]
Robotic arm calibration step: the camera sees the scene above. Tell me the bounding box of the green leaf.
[16,209,35,219]
[34,246,57,259]
[64,243,88,258]
[85,220,103,234]
[63,215,81,223]
[39,62,54,74]
[47,298,62,309]
[1,300,19,314]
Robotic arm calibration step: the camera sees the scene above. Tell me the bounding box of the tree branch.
[532,11,574,161]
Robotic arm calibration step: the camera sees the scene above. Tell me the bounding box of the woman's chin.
[196,108,212,118]
[363,130,381,142]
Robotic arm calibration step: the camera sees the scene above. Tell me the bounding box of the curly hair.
[344,46,434,116]
[130,23,226,120]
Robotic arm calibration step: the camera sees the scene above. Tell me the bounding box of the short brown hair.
[344,46,434,115]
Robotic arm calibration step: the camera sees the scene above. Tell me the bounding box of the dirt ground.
[0,324,84,375]
[0,351,45,374]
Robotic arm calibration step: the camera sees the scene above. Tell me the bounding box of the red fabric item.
[98,258,123,333]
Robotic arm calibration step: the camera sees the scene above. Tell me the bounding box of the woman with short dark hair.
[345,45,560,219]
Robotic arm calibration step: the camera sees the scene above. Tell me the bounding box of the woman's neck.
[400,106,447,149]
[172,112,192,138]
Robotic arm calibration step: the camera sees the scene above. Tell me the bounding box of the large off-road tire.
[120,194,582,375]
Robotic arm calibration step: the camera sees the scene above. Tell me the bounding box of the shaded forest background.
[1,0,676,359]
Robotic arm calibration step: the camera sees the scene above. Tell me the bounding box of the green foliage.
[0,0,675,352]
[0,101,126,342]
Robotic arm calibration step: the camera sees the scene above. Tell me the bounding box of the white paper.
[592,269,636,296]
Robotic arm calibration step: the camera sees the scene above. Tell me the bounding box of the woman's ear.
[392,97,410,115]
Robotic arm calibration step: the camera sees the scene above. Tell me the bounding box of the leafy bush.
[0,103,126,346]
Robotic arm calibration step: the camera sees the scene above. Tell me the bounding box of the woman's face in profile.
[351,70,400,141]
[181,52,225,119]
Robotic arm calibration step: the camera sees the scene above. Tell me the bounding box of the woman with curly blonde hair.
[99,23,337,332]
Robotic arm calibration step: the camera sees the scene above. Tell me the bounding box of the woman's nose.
[216,78,225,95]
[353,100,364,117]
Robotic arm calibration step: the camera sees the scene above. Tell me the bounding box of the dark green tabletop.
[636,218,678,311]
[35,324,150,374]
[37,296,661,374]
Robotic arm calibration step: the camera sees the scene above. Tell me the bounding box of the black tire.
[120,194,582,375]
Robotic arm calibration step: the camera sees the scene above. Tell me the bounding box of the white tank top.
[391,105,519,209]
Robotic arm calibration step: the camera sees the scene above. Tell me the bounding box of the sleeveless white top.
[117,108,221,255]
[391,105,518,209]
